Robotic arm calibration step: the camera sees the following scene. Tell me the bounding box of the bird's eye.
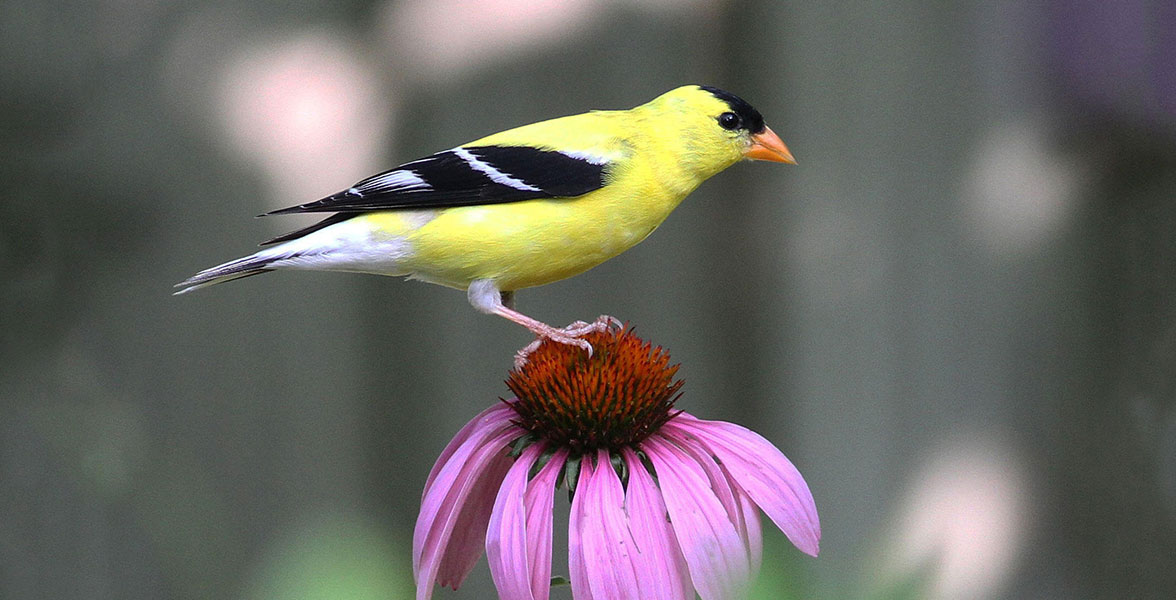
[718,112,742,130]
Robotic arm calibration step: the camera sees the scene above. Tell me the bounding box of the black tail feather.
[174,253,282,294]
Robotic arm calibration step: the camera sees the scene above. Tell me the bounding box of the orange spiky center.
[505,327,683,453]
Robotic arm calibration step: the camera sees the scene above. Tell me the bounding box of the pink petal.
[621,448,693,600]
[435,451,514,588]
[414,423,519,600]
[423,402,516,495]
[522,447,567,599]
[660,428,756,566]
[486,443,567,600]
[666,415,821,557]
[643,436,752,600]
[415,412,513,571]
[738,492,763,577]
[486,444,542,600]
[569,450,642,600]
[567,455,594,600]
[568,494,595,600]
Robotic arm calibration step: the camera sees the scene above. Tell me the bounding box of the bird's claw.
[560,315,622,337]
[600,315,624,330]
[513,315,621,369]
[513,334,592,369]
[514,339,543,369]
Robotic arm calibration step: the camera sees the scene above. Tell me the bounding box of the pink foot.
[513,315,622,369]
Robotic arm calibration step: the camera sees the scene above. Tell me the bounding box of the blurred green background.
[3,1,1175,598]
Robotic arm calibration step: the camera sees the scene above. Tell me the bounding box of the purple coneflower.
[414,328,820,600]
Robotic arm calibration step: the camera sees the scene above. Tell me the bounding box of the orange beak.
[744,126,796,164]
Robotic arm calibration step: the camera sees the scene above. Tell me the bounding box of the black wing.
[265,145,610,216]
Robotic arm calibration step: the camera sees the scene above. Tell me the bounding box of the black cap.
[698,85,766,134]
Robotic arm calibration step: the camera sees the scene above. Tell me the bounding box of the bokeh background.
[3,1,1176,598]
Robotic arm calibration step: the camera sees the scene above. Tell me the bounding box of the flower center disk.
[505,327,683,452]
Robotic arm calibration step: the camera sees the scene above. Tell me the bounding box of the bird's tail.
[173,248,292,295]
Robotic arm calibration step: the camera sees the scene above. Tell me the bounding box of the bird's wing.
[265,145,611,215]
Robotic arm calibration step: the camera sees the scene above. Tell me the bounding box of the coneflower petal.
[738,492,763,577]
[621,448,693,600]
[423,403,516,495]
[659,426,756,568]
[568,510,595,600]
[486,444,567,600]
[415,425,518,600]
[666,416,821,557]
[522,448,567,599]
[569,450,642,600]
[435,453,514,588]
[415,413,513,571]
[643,437,752,600]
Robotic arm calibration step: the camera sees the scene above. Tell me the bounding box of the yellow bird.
[176,85,794,359]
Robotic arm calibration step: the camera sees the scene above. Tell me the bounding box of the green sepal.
[563,454,582,496]
[636,449,659,486]
[610,451,628,490]
[508,432,538,458]
[528,446,559,481]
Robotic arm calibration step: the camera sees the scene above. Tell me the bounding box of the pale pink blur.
[880,436,1031,599]
[216,32,393,216]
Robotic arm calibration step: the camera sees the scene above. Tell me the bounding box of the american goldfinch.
[176,85,794,357]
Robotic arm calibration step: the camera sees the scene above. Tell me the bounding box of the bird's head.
[638,85,795,179]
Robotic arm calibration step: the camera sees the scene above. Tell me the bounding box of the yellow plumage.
[176,85,794,357]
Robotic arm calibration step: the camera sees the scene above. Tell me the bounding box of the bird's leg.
[468,280,618,368]
[468,280,592,350]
